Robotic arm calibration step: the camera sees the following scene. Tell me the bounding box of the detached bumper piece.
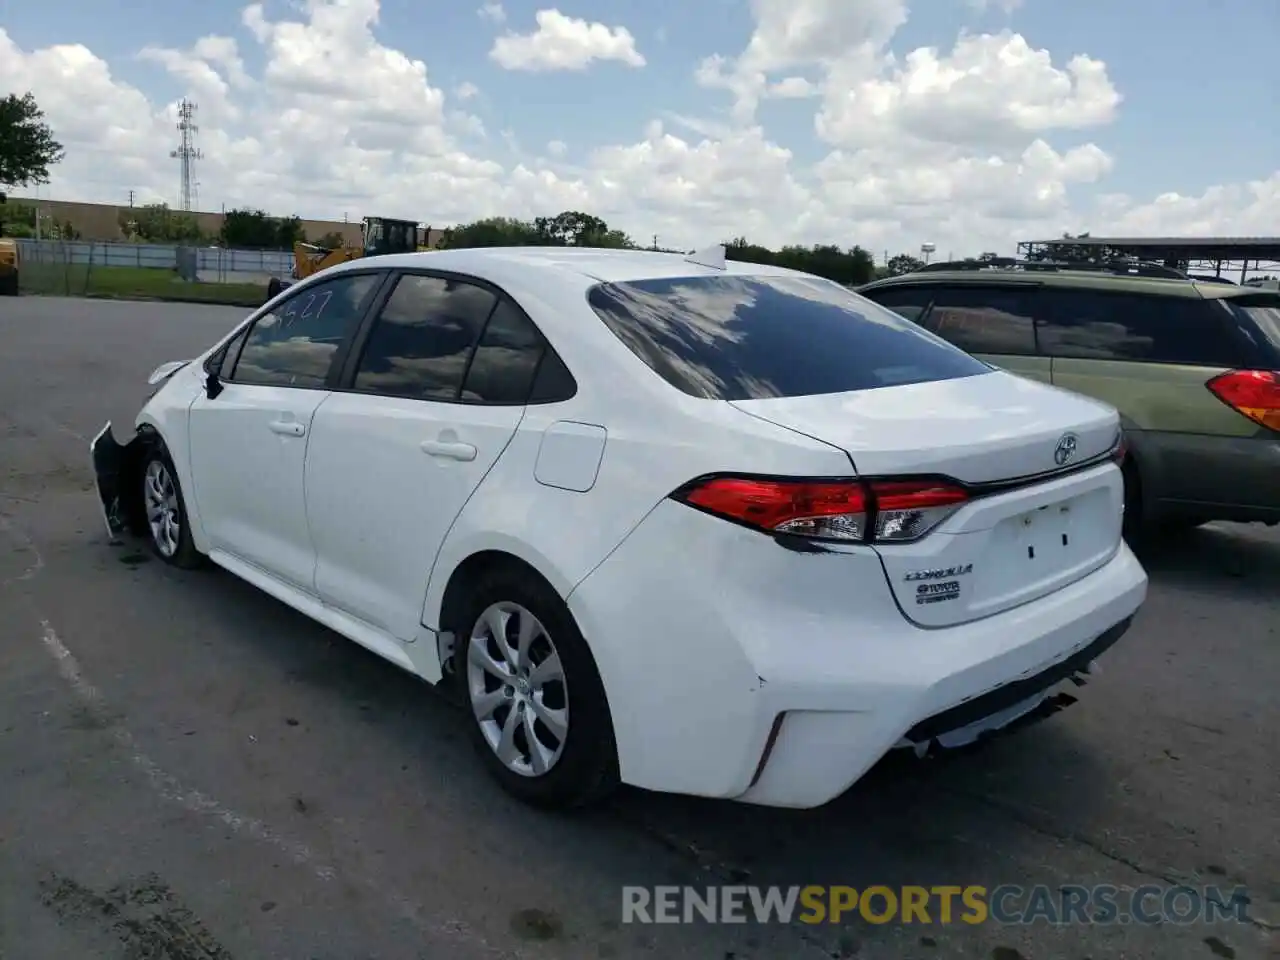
[905,616,1134,752]
[90,422,139,539]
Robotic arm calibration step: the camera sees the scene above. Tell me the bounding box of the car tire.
[456,565,619,809]
[0,272,18,296]
[140,439,204,569]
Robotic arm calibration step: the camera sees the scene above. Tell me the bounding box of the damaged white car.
[91,246,1147,810]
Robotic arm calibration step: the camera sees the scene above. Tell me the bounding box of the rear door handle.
[420,439,477,461]
[268,419,306,437]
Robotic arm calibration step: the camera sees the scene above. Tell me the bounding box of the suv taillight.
[1206,370,1280,431]
[673,476,968,544]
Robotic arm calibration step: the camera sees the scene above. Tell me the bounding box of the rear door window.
[352,274,497,400]
[585,274,989,401]
[1038,290,1240,366]
[915,285,1038,356]
[859,285,935,323]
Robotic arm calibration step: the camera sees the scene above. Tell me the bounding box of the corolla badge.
[1053,432,1079,466]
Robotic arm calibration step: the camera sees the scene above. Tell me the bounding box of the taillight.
[1207,370,1280,431]
[1111,429,1127,465]
[868,479,968,542]
[673,475,968,544]
[681,477,869,541]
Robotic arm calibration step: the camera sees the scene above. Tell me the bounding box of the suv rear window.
[586,275,990,401]
[1223,295,1280,352]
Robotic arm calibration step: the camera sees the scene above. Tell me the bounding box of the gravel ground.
[1,297,1276,960]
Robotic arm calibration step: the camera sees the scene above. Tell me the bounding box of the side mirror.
[205,369,223,399]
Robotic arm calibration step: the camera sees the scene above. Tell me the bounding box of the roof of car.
[861,267,1217,298]
[327,245,811,288]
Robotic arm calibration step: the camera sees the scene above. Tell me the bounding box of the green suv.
[858,259,1280,535]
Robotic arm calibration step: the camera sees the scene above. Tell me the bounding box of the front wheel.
[141,443,203,569]
[458,567,618,809]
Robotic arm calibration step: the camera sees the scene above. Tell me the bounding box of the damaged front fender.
[90,422,148,540]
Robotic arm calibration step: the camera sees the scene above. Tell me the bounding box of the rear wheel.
[140,441,203,569]
[0,271,18,296]
[457,566,618,809]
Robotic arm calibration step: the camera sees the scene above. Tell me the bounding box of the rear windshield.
[1225,295,1280,351]
[585,274,991,400]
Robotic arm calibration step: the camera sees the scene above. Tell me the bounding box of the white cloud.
[477,2,506,25]
[968,0,1024,14]
[0,0,1274,262]
[489,9,645,72]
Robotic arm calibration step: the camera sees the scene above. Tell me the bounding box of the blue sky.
[2,0,1277,254]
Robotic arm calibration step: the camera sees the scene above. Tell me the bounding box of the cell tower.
[170,99,203,211]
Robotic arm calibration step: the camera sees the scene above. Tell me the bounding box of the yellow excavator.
[265,216,424,301]
[0,238,18,296]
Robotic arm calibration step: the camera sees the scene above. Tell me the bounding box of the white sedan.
[90,245,1147,810]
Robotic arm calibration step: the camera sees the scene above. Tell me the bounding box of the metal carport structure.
[1015,236,1280,283]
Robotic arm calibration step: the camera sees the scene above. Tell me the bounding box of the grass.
[17,263,268,307]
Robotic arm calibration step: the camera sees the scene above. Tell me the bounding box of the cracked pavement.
[1,297,1277,960]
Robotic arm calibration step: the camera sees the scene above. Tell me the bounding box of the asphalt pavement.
[1,297,1276,960]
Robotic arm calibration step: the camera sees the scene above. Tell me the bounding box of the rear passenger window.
[1038,291,1239,365]
[353,275,497,400]
[459,300,545,404]
[528,349,577,403]
[920,286,1038,356]
[861,285,934,323]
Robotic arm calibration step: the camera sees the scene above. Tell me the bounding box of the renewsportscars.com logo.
[621,885,1253,926]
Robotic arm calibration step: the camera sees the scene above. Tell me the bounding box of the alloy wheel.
[466,601,569,777]
[143,459,181,558]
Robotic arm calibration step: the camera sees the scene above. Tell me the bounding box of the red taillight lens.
[681,477,869,541]
[1207,370,1280,431]
[1111,429,1127,465]
[674,476,968,543]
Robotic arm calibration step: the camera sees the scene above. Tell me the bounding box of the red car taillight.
[673,475,969,544]
[1111,429,1127,465]
[1206,370,1280,431]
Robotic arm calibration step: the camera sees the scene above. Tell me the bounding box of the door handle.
[420,439,477,461]
[268,419,306,437]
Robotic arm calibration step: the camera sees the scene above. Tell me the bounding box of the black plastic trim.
[903,615,1133,743]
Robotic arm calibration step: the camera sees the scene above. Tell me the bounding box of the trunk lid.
[731,370,1125,627]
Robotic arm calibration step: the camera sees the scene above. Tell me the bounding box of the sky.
[1,0,1278,259]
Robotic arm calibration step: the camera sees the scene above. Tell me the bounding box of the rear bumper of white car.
[567,499,1147,809]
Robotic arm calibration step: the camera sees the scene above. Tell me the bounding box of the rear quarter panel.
[1051,357,1257,510]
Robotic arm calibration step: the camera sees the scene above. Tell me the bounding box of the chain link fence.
[15,240,274,306]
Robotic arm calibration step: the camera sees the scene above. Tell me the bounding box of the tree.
[439,211,636,250]
[885,253,925,276]
[0,92,65,189]
[726,237,877,286]
[120,203,201,243]
[220,208,301,249]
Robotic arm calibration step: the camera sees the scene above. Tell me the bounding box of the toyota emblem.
[1054,433,1079,466]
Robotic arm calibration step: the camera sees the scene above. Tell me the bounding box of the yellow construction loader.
[265,216,424,301]
[0,238,19,297]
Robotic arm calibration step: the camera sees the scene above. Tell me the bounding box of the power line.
[170,99,203,212]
